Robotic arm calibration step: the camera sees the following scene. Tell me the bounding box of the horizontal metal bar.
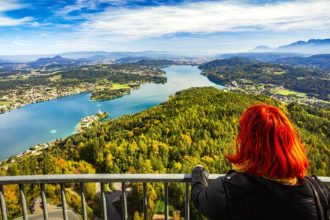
[0,174,222,184]
[0,174,328,185]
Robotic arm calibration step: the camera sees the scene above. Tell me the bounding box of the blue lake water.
[0,65,223,160]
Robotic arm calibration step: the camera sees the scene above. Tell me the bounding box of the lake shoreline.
[0,65,224,160]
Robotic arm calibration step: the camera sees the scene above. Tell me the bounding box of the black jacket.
[191,166,330,220]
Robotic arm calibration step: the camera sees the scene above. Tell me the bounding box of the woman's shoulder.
[219,170,319,200]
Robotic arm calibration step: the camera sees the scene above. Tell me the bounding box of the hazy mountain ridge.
[252,46,272,52]
[28,55,82,68]
[252,38,330,54]
[274,54,330,70]
[215,52,304,62]
[60,51,178,60]
[0,51,185,63]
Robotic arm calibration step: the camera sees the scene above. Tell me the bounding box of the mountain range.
[1,38,330,67]
[251,38,330,54]
[216,52,303,62]
[0,51,192,63]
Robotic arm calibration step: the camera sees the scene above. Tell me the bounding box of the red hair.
[227,104,308,179]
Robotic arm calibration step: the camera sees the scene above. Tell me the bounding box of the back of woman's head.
[227,104,308,179]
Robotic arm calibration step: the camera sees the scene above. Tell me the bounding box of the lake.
[0,65,223,160]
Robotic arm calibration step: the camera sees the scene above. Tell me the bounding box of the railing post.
[122,182,128,220]
[164,182,169,220]
[185,182,190,220]
[0,185,8,220]
[80,182,88,220]
[60,183,68,220]
[101,182,108,220]
[40,183,48,220]
[19,184,28,220]
[143,183,147,220]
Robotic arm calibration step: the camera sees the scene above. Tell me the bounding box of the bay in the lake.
[0,65,223,160]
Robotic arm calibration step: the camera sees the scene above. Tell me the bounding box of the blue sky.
[0,0,330,55]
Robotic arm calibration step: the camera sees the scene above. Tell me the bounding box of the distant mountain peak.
[53,55,64,59]
[252,38,330,54]
[307,39,330,44]
[33,55,68,63]
[251,46,272,52]
[28,55,78,68]
[281,39,330,48]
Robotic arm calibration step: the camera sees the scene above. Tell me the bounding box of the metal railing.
[0,174,329,220]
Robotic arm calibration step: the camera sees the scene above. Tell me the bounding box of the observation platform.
[0,174,329,220]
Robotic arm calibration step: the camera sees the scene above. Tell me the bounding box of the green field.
[111,83,131,89]
[49,74,62,81]
[271,87,307,97]
[273,70,286,75]
[0,101,13,106]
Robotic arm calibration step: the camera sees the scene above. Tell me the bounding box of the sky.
[0,0,330,55]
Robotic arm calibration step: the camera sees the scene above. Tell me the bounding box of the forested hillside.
[275,54,330,70]
[199,57,330,101]
[1,87,329,219]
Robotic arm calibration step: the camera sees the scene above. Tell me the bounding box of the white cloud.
[59,0,98,15]
[79,0,330,39]
[0,0,31,26]
[59,0,128,15]
[0,0,22,12]
[0,16,32,26]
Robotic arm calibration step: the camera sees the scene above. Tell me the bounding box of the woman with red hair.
[191,104,329,220]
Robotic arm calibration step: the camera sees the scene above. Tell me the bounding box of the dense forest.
[199,57,330,101]
[1,87,329,219]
